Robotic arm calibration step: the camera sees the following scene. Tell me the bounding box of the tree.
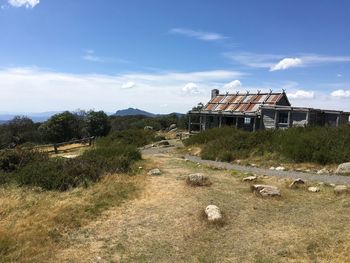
[86,111,111,137]
[39,111,82,143]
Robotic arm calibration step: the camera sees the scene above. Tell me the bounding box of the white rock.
[243,176,257,182]
[250,163,257,167]
[334,185,348,195]
[308,186,320,193]
[269,166,275,170]
[335,162,350,174]
[147,168,161,176]
[251,184,281,197]
[205,205,222,221]
[275,166,285,171]
[317,168,330,175]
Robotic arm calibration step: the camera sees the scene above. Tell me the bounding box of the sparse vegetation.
[185,126,350,165]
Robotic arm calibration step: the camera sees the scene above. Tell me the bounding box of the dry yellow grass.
[2,146,350,262]
[0,173,145,263]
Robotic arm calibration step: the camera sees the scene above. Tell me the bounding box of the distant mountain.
[114,108,156,117]
[0,111,62,123]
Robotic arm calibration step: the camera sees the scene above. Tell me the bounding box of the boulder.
[152,140,170,147]
[186,173,211,186]
[243,175,257,182]
[168,128,178,133]
[169,123,177,130]
[204,205,222,221]
[289,178,305,189]
[334,185,348,195]
[269,166,275,170]
[251,184,281,197]
[144,126,153,130]
[335,162,350,174]
[147,168,161,176]
[308,186,320,193]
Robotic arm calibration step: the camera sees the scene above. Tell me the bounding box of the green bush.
[185,125,350,165]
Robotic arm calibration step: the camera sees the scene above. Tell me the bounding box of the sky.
[1,0,350,114]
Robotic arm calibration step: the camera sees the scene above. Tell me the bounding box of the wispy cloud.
[182,82,200,94]
[7,0,39,8]
[169,28,227,41]
[82,50,129,63]
[0,67,244,113]
[225,52,350,71]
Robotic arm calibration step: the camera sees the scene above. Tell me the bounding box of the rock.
[317,168,330,175]
[335,162,350,174]
[308,186,320,193]
[318,182,325,186]
[138,166,143,169]
[330,183,336,187]
[186,173,211,186]
[289,178,305,189]
[169,128,178,133]
[334,185,348,195]
[243,175,257,182]
[144,126,153,130]
[169,123,177,130]
[275,166,286,171]
[152,140,170,147]
[250,163,257,167]
[251,184,281,197]
[147,168,161,176]
[204,205,222,221]
[269,166,275,170]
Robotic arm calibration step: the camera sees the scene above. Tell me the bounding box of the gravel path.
[185,154,350,185]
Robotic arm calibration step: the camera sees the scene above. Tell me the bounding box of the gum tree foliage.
[86,110,111,137]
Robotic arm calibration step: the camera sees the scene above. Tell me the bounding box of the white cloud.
[270,58,303,71]
[330,89,350,98]
[287,90,315,99]
[223,80,242,91]
[169,28,227,41]
[182,83,200,94]
[8,0,39,8]
[121,81,135,89]
[82,50,129,63]
[224,52,283,68]
[0,67,243,113]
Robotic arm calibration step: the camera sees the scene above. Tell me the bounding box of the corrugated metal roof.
[203,92,289,114]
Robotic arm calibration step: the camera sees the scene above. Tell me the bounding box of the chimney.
[211,89,219,99]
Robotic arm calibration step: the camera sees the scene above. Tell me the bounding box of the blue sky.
[1,0,350,113]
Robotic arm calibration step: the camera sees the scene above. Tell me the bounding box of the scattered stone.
[152,140,170,147]
[335,162,350,174]
[186,173,211,186]
[250,163,257,167]
[330,183,336,187]
[147,168,161,176]
[169,123,177,130]
[318,182,325,186]
[308,186,320,193]
[305,169,311,173]
[169,128,178,133]
[144,126,153,130]
[243,175,257,182]
[275,166,286,171]
[317,168,330,175]
[204,205,222,221]
[289,178,305,189]
[138,166,143,169]
[251,184,281,197]
[269,166,275,170]
[334,185,348,195]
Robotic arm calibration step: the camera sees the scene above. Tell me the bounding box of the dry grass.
[2,147,350,262]
[0,173,144,263]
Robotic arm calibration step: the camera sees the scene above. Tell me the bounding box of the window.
[278,112,289,124]
[244,117,251,124]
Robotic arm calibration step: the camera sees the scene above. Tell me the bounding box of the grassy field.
[1,140,350,262]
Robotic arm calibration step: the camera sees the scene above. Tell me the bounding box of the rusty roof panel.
[225,104,239,111]
[211,95,225,103]
[231,95,244,103]
[215,103,229,111]
[204,103,217,111]
[246,103,261,112]
[242,95,254,103]
[266,94,281,103]
[221,95,234,103]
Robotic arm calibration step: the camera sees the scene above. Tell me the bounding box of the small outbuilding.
[188,89,350,133]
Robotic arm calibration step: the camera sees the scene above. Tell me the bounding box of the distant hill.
[114,108,156,117]
[0,111,62,123]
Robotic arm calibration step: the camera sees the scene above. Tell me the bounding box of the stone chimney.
[211,89,219,99]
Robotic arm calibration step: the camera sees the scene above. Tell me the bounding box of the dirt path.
[185,154,350,185]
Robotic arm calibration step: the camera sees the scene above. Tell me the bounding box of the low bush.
[185,125,350,165]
